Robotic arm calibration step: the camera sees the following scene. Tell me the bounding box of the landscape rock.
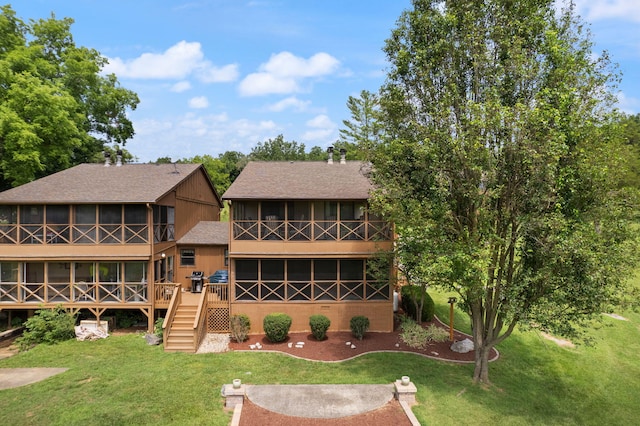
[144,333,162,346]
[450,338,474,353]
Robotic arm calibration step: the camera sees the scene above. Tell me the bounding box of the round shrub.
[350,315,370,340]
[400,285,435,322]
[263,312,292,343]
[309,314,331,341]
[230,314,251,342]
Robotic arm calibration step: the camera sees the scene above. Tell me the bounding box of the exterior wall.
[172,169,221,240]
[175,245,227,290]
[230,301,393,334]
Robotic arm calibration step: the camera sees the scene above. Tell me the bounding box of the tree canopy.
[367,0,639,383]
[0,6,139,190]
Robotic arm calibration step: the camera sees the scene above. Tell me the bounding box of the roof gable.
[0,163,212,204]
[222,161,373,200]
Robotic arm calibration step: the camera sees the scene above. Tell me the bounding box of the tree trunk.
[473,344,492,384]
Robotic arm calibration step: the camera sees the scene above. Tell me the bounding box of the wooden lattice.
[207,307,229,332]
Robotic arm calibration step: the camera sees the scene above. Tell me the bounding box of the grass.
[1,295,639,425]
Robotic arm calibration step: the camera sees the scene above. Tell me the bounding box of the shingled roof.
[177,221,229,245]
[222,161,373,200]
[0,163,211,204]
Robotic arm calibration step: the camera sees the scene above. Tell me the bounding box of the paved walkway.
[245,384,395,418]
[0,368,68,390]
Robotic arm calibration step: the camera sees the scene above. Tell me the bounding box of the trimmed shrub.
[263,312,292,343]
[400,285,435,322]
[350,315,370,340]
[16,305,76,351]
[230,314,251,342]
[309,314,331,341]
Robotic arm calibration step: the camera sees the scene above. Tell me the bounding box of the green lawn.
[1,297,639,425]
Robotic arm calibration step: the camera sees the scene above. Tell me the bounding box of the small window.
[180,249,195,266]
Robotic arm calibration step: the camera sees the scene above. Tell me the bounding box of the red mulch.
[228,316,497,363]
[238,398,413,426]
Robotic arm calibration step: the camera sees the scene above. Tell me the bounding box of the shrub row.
[229,313,371,342]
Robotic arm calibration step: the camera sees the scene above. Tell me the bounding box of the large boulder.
[450,338,474,353]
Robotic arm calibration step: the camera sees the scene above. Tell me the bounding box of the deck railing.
[234,280,390,302]
[232,219,391,241]
[0,223,149,245]
[0,282,149,304]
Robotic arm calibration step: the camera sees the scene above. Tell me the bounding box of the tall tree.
[369,0,639,383]
[339,90,381,160]
[0,6,139,189]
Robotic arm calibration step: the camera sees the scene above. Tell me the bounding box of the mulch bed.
[228,316,498,363]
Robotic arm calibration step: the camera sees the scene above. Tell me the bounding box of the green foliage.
[339,89,381,158]
[230,314,251,342]
[15,305,76,351]
[309,314,331,341]
[263,312,292,343]
[115,310,139,328]
[0,5,139,190]
[154,317,164,338]
[250,134,307,161]
[350,315,370,340]
[399,317,449,349]
[371,0,640,383]
[400,285,435,323]
[11,316,24,328]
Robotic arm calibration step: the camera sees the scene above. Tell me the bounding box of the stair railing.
[192,284,210,352]
[162,283,182,344]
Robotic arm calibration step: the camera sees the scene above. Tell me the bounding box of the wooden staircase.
[164,292,199,352]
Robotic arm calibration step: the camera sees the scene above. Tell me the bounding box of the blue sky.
[10,0,640,163]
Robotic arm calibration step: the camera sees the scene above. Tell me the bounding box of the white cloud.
[188,96,209,109]
[196,63,239,83]
[104,41,238,83]
[127,113,280,162]
[573,0,640,22]
[267,96,311,112]
[171,81,191,92]
[301,114,336,141]
[239,51,340,96]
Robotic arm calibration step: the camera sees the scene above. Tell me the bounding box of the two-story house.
[0,160,225,337]
[222,155,395,334]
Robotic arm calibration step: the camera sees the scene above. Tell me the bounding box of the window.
[224,249,229,266]
[262,260,284,281]
[99,205,122,224]
[124,205,146,224]
[75,205,96,224]
[0,206,17,224]
[46,205,70,224]
[48,263,70,283]
[0,262,18,282]
[180,249,195,266]
[124,262,146,282]
[236,260,258,281]
[20,205,43,224]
